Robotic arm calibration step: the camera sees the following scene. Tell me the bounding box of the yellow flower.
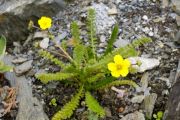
[38,16,52,30]
[108,55,130,78]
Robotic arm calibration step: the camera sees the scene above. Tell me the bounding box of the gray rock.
[0,0,65,44]
[12,57,28,64]
[47,82,59,89]
[143,93,157,119]
[40,38,49,49]
[132,16,140,23]
[168,13,177,19]
[148,31,154,37]
[128,57,160,73]
[142,27,150,34]
[136,72,151,96]
[119,5,126,11]
[100,35,106,43]
[131,95,145,103]
[140,72,149,91]
[54,31,68,44]
[114,37,130,48]
[116,0,122,4]
[164,60,180,120]
[3,55,49,120]
[14,60,33,76]
[176,15,180,26]
[91,3,116,34]
[108,7,118,15]
[142,15,148,21]
[162,0,169,8]
[99,42,107,47]
[33,31,48,39]
[172,0,180,15]
[174,31,180,45]
[120,111,145,120]
[131,0,138,5]
[156,77,171,87]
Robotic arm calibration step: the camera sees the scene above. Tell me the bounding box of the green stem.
[99,80,139,89]
[57,45,74,62]
[90,26,96,61]
[48,33,76,65]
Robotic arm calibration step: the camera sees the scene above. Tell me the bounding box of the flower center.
[117,64,122,70]
[43,22,48,26]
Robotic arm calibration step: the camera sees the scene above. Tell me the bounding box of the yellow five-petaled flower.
[38,16,52,30]
[108,55,130,78]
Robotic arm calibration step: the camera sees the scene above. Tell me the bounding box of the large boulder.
[163,60,180,120]
[0,0,65,44]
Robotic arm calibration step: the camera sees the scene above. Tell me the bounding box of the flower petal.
[114,55,123,64]
[111,71,120,78]
[123,59,131,68]
[38,16,52,30]
[108,63,117,71]
[119,68,129,77]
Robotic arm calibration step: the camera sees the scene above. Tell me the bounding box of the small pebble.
[117,107,125,113]
[142,15,148,21]
[148,31,154,36]
[40,38,49,49]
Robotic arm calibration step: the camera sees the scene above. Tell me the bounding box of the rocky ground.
[0,0,180,120]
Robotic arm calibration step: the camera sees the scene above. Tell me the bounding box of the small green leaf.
[0,35,6,58]
[0,61,13,73]
[73,45,86,67]
[157,111,163,119]
[87,8,97,61]
[129,66,138,74]
[71,21,80,45]
[52,86,84,120]
[49,98,57,107]
[36,72,77,84]
[104,24,119,55]
[153,114,157,118]
[85,91,105,117]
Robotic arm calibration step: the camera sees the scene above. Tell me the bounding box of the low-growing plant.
[0,36,12,73]
[36,9,152,120]
[49,98,58,107]
[153,111,163,120]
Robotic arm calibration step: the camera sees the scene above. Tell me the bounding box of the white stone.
[120,111,145,120]
[108,7,118,15]
[162,0,169,8]
[128,57,160,73]
[39,38,49,49]
[148,31,154,36]
[114,37,130,48]
[143,93,157,119]
[142,27,150,33]
[142,15,148,21]
[116,0,122,4]
[33,31,48,39]
[131,95,145,103]
[176,15,180,26]
[12,57,28,64]
[172,0,180,15]
[100,35,106,42]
